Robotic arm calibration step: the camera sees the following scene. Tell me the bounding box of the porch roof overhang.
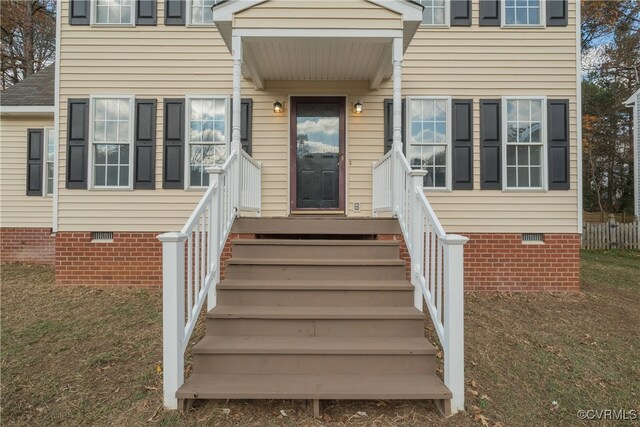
[213,0,423,90]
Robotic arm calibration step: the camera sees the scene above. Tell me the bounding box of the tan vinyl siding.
[0,114,54,228]
[234,0,402,30]
[57,0,579,234]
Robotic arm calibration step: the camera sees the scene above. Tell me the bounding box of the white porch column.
[392,37,403,216]
[231,35,242,214]
[392,37,403,148]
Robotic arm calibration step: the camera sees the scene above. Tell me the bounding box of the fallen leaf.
[474,413,490,427]
[357,411,367,417]
[470,379,478,388]
[467,389,479,396]
[480,394,491,401]
[280,410,288,417]
[222,408,230,415]
[155,364,162,375]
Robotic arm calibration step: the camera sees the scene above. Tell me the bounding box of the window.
[188,0,215,25]
[504,98,545,189]
[504,0,542,26]
[407,98,450,189]
[44,128,55,196]
[91,97,133,188]
[188,98,227,187]
[418,0,447,26]
[94,0,134,25]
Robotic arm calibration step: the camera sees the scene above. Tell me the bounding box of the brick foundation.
[55,232,162,287]
[0,227,55,265]
[463,233,580,291]
[52,230,580,292]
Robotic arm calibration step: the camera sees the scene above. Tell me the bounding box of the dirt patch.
[1,251,639,426]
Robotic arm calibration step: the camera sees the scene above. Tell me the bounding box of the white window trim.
[184,95,231,189]
[406,96,453,192]
[91,0,136,27]
[186,0,216,27]
[43,127,56,197]
[501,96,548,192]
[418,0,451,28]
[501,0,546,28]
[88,95,135,191]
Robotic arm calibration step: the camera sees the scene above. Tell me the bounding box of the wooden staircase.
[176,218,451,414]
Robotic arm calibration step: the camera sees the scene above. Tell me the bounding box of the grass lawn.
[1,250,639,426]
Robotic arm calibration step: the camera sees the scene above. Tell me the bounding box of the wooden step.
[176,373,451,400]
[225,258,406,280]
[206,306,425,337]
[232,239,400,260]
[192,336,436,375]
[217,280,414,306]
[231,217,401,235]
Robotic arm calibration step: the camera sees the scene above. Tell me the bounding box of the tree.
[581,0,640,214]
[1,0,56,89]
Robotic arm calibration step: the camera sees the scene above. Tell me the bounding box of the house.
[0,66,56,264]
[624,89,639,219]
[0,0,581,417]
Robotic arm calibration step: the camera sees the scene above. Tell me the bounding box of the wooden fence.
[583,211,637,224]
[582,217,640,250]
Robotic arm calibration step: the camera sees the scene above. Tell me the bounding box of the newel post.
[157,231,188,410]
[441,234,469,415]
[409,170,427,310]
[206,167,224,311]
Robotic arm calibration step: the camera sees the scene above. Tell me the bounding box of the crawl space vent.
[522,233,544,243]
[92,232,113,242]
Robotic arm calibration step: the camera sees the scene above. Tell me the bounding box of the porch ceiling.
[241,37,392,89]
[212,0,423,90]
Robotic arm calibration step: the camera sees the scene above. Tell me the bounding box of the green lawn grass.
[1,251,639,426]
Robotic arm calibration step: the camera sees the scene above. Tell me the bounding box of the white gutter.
[576,0,583,235]
[53,0,61,233]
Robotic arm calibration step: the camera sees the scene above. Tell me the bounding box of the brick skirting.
[52,231,579,291]
[55,232,162,287]
[0,227,55,265]
[463,233,580,291]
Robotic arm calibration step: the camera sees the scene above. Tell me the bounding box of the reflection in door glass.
[296,104,340,158]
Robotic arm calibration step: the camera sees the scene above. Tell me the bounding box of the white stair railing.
[373,146,468,415]
[157,148,261,409]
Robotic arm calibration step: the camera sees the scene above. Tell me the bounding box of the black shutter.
[383,99,406,154]
[479,99,501,189]
[547,99,570,190]
[240,98,253,156]
[165,0,186,25]
[66,99,89,189]
[547,0,568,26]
[451,0,472,26]
[479,0,500,26]
[163,99,185,189]
[69,0,90,25]
[452,99,474,190]
[134,99,157,189]
[136,0,157,25]
[26,129,44,196]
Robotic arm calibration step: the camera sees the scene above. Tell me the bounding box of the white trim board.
[1,106,55,114]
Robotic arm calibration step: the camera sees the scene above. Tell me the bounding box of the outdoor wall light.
[353,100,363,114]
[273,100,284,113]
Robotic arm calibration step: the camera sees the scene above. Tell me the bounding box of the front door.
[290,97,345,212]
